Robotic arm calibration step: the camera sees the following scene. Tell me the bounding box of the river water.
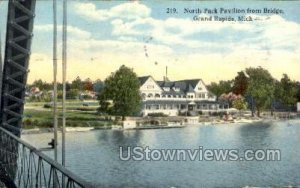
[22,120,300,187]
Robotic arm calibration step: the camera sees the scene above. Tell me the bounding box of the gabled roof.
[188,84,194,92]
[173,79,202,92]
[155,79,202,92]
[178,79,202,89]
[138,76,151,86]
[157,81,174,88]
[139,76,208,94]
[138,76,163,91]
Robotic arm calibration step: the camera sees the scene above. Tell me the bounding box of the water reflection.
[238,122,274,149]
[21,120,300,187]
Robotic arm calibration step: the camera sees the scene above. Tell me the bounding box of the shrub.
[75,107,95,111]
[43,103,52,108]
[150,120,160,125]
[23,118,33,126]
[32,119,39,127]
[147,112,167,117]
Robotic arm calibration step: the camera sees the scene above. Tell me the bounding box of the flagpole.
[0,34,3,110]
[62,0,67,168]
[52,0,58,162]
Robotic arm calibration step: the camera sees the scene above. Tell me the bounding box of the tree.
[98,65,141,120]
[71,76,83,91]
[93,79,104,93]
[67,89,79,99]
[275,74,298,110]
[246,67,275,117]
[219,92,240,107]
[207,80,233,98]
[66,82,71,92]
[83,78,93,91]
[232,71,248,95]
[232,97,248,117]
[98,94,112,114]
[297,82,300,102]
[32,79,52,91]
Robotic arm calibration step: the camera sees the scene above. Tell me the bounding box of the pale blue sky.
[0,1,300,83]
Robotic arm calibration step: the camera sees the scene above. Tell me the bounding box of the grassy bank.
[23,101,114,129]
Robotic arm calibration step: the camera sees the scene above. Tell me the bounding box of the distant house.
[29,87,43,98]
[139,76,228,116]
[79,91,97,100]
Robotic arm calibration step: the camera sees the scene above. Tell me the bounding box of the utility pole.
[52,0,58,162]
[62,0,67,168]
[61,1,68,186]
[0,34,3,110]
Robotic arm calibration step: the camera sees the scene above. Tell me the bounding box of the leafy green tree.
[66,82,71,92]
[207,80,233,98]
[71,76,84,91]
[275,74,298,109]
[32,79,52,91]
[297,82,300,102]
[232,98,248,116]
[232,71,248,96]
[93,79,104,93]
[98,65,141,120]
[246,67,275,117]
[67,89,79,99]
[57,91,63,99]
[98,94,112,114]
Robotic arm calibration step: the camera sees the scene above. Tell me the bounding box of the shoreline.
[21,117,300,135]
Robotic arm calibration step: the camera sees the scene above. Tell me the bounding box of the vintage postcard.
[0,0,300,187]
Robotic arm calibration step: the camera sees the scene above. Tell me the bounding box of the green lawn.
[23,101,113,129]
[24,109,103,121]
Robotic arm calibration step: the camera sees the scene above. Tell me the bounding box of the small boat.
[66,127,94,132]
[167,122,183,126]
[233,118,254,123]
[111,125,123,130]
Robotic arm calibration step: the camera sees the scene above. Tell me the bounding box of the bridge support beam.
[0,0,36,137]
[0,0,36,186]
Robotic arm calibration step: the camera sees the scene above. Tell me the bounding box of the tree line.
[28,66,300,118]
[27,77,104,100]
[207,67,300,116]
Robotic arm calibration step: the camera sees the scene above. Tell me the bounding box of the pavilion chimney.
[164,66,169,82]
[166,66,168,79]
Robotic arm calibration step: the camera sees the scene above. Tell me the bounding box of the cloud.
[28,2,300,84]
[110,13,300,53]
[67,37,173,62]
[73,2,151,21]
[73,2,300,54]
[34,24,91,39]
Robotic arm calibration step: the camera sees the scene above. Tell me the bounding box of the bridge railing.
[0,127,92,188]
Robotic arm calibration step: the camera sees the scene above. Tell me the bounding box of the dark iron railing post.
[1,127,92,187]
